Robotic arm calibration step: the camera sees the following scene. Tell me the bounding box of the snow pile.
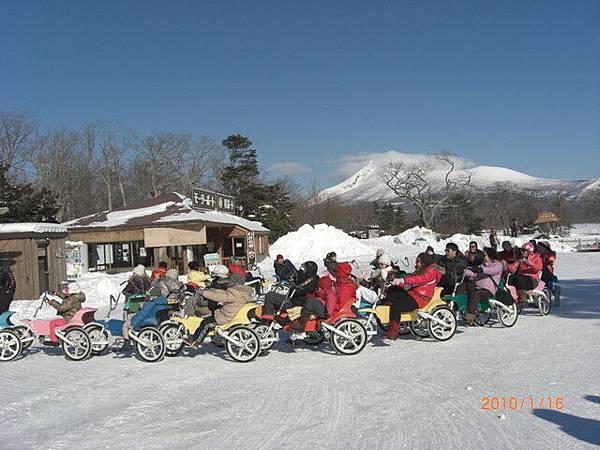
[393,226,439,245]
[267,224,373,267]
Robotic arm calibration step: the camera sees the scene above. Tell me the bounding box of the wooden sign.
[192,188,236,213]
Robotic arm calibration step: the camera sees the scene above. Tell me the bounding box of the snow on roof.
[63,192,269,233]
[0,222,67,235]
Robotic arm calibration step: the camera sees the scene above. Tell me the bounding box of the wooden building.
[0,223,68,300]
[64,192,270,273]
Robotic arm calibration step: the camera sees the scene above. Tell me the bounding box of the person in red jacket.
[333,262,357,314]
[384,253,442,340]
[315,272,337,317]
[150,261,168,282]
[537,240,557,283]
[507,242,543,300]
[227,256,247,277]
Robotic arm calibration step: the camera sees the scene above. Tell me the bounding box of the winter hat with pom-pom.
[133,265,146,277]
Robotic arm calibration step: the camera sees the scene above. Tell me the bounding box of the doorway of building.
[37,243,49,294]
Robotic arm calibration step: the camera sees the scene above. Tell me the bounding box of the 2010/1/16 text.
[481,397,564,411]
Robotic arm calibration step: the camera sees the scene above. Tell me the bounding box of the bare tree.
[97,128,130,210]
[0,112,37,175]
[381,152,471,229]
[31,129,92,220]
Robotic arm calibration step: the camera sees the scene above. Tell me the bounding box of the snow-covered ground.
[2,255,599,448]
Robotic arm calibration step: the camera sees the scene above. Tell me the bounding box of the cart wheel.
[330,319,368,356]
[497,303,518,327]
[225,327,261,363]
[62,327,92,361]
[427,307,457,341]
[84,323,110,355]
[475,308,492,326]
[536,291,551,316]
[134,327,166,363]
[253,324,277,353]
[160,323,184,357]
[409,318,430,338]
[0,329,22,362]
[12,326,35,350]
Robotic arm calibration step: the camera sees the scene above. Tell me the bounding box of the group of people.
[264,236,557,340]
[39,235,558,349]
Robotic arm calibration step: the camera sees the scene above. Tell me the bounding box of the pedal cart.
[96,294,177,363]
[442,276,518,327]
[256,284,369,356]
[507,273,551,316]
[358,287,457,341]
[20,292,98,361]
[165,303,264,363]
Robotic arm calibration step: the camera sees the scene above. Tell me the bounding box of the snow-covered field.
[2,231,599,449]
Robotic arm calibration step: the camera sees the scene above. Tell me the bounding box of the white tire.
[61,327,92,361]
[84,323,110,355]
[427,307,457,341]
[0,329,22,362]
[225,327,261,363]
[497,303,518,327]
[330,319,368,356]
[134,327,166,363]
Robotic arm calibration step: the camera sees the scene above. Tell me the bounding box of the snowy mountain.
[319,153,599,202]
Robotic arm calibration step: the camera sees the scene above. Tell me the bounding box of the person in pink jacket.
[459,247,503,326]
[384,253,442,340]
[507,242,543,300]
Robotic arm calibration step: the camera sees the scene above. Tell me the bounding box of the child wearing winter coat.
[48,283,86,322]
[47,283,86,342]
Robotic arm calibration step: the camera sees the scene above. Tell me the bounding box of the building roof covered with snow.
[64,192,268,232]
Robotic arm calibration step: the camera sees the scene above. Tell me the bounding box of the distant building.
[0,223,67,300]
[64,192,269,272]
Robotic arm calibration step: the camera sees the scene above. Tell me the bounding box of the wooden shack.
[64,192,270,273]
[0,223,68,300]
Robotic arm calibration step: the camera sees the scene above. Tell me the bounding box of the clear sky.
[1,0,599,186]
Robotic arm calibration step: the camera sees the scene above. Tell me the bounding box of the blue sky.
[1,0,599,186]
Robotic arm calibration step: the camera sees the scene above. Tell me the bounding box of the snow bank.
[266,224,373,268]
[392,226,439,245]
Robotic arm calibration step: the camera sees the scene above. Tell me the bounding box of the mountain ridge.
[319,154,598,202]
